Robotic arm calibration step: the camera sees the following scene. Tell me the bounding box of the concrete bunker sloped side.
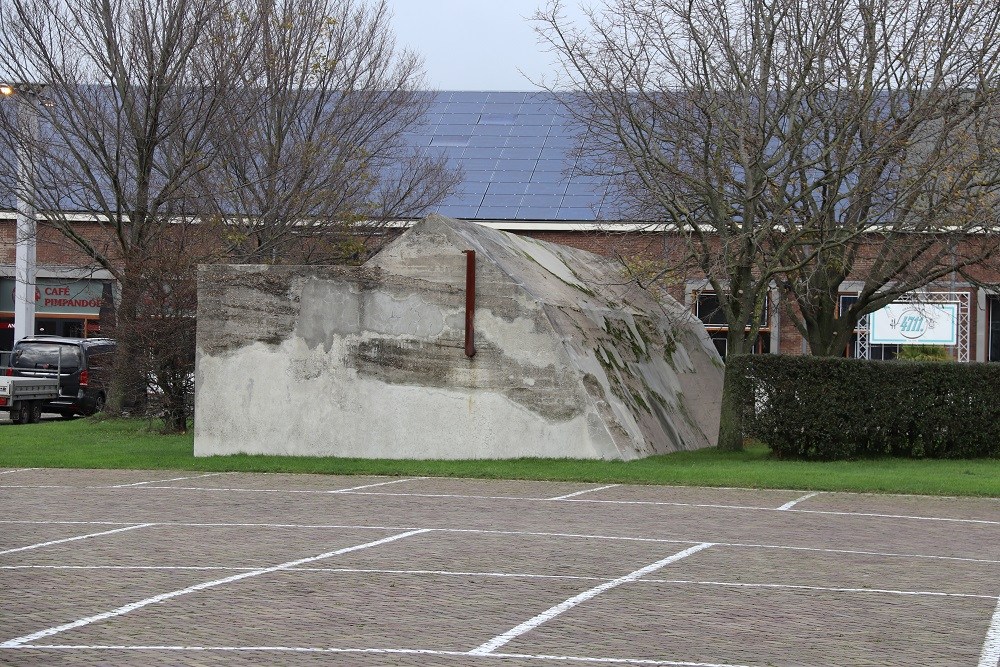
[194,240,623,459]
[433,217,724,455]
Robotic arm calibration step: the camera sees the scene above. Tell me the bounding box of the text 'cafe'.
[1,277,109,350]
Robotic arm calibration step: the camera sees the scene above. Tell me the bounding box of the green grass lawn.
[1,417,998,497]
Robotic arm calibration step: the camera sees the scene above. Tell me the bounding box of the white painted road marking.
[469,542,715,655]
[549,484,620,500]
[0,524,154,556]
[0,468,40,476]
[1,519,996,564]
[0,563,991,600]
[979,596,1000,667]
[2,644,753,666]
[108,472,231,488]
[3,483,997,526]
[0,528,430,648]
[776,492,820,510]
[328,477,428,493]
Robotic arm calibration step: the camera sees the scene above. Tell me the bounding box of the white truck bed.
[0,375,61,424]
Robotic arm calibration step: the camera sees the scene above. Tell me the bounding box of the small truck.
[0,375,61,424]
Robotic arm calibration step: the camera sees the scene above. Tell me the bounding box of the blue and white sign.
[869,302,958,346]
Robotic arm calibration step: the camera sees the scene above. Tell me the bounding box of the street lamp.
[1,82,44,344]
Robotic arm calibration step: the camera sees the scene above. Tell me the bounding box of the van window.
[12,344,83,373]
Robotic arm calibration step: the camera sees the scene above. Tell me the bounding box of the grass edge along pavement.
[1,418,998,497]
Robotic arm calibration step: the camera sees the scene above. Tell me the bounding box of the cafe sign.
[1,278,106,316]
[869,301,958,346]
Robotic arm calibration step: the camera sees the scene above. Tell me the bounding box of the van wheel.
[11,403,30,425]
[92,394,106,415]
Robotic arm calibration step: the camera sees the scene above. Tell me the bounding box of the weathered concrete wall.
[195,215,723,459]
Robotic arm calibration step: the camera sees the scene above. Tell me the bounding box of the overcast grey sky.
[386,0,588,91]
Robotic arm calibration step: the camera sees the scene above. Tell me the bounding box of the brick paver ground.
[0,468,998,666]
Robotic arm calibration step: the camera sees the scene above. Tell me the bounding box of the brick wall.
[4,216,997,360]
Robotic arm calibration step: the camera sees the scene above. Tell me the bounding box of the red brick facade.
[4,217,999,361]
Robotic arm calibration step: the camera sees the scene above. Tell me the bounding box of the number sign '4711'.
[869,302,959,346]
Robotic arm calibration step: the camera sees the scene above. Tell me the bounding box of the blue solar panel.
[491,169,533,184]
[520,194,562,206]
[482,194,522,207]
[464,169,498,183]
[494,158,536,171]
[462,146,503,159]
[515,206,563,219]
[565,182,602,196]
[461,158,499,171]
[486,92,529,103]
[430,135,471,147]
[557,206,595,218]
[539,147,569,159]
[439,112,481,125]
[477,206,520,218]
[509,124,549,137]
[479,102,522,114]
[415,91,607,221]
[525,170,565,184]
[448,102,488,114]
[467,135,508,149]
[479,113,518,125]
[525,182,566,195]
[486,182,529,195]
[499,146,541,160]
[505,135,545,149]
[532,159,565,173]
[447,91,492,104]
[457,182,489,195]
[470,124,512,137]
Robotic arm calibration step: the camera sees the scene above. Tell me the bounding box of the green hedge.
[729,355,1000,460]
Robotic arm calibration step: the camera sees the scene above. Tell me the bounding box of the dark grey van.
[7,336,116,417]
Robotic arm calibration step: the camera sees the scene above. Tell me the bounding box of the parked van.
[6,336,116,417]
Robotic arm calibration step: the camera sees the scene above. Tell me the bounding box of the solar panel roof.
[409,92,609,221]
[0,91,610,222]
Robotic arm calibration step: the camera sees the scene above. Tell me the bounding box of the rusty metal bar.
[462,250,477,358]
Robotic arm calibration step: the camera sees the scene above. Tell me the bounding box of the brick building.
[4,91,1000,360]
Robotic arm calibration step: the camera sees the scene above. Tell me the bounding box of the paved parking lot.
[1,467,998,666]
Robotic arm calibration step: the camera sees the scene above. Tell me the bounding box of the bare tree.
[535,0,1000,450]
[767,0,1000,356]
[0,0,455,431]
[194,0,459,265]
[0,0,247,427]
[536,0,823,450]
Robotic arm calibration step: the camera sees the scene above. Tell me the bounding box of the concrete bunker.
[195,214,724,459]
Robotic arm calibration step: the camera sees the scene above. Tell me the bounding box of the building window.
[694,291,770,358]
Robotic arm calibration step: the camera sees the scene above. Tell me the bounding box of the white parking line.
[1,563,991,601]
[0,524,155,556]
[470,543,715,655]
[980,596,1000,667]
[0,529,430,648]
[0,564,258,572]
[549,484,620,500]
[3,482,997,527]
[0,468,40,476]
[2,645,751,666]
[108,473,231,488]
[638,578,997,600]
[328,478,428,493]
[3,519,997,565]
[777,492,820,510]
